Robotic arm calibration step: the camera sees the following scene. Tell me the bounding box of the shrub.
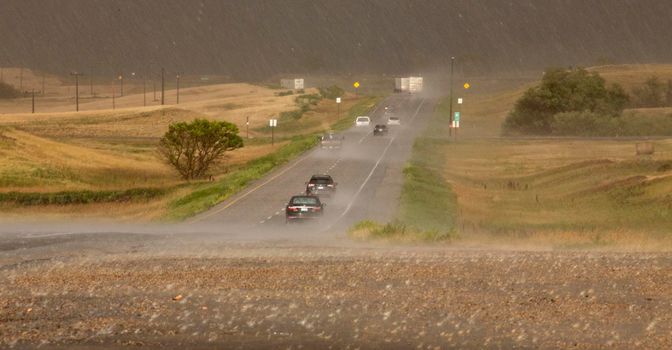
[278,94,322,122]
[551,110,672,137]
[551,111,620,136]
[296,93,321,106]
[503,67,628,135]
[318,85,344,100]
[0,81,21,99]
[159,119,243,180]
[0,188,167,206]
[276,90,293,96]
[631,76,667,108]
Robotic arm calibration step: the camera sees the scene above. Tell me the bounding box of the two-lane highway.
[190,94,436,240]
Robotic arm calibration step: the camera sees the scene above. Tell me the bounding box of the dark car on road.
[320,132,343,149]
[373,124,388,136]
[285,195,324,222]
[306,174,337,197]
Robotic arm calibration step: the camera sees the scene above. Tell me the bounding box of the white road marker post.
[269,118,277,146]
[336,97,341,120]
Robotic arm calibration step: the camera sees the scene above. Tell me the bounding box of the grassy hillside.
[0,77,372,220]
[445,64,672,247]
[351,64,672,247]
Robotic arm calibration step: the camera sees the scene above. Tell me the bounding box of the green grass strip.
[165,97,382,221]
[0,187,167,206]
[349,98,459,242]
[396,98,459,240]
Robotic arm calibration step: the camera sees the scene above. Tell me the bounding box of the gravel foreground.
[1,241,672,349]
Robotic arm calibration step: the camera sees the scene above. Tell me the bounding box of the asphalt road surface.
[2,94,672,349]
[189,93,434,240]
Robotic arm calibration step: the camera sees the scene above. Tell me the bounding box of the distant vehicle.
[306,174,337,197]
[373,124,388,136]
[387,116,401,125]
[384,105,394,112]
[320,132,343,149]
[395,76,423,93]
[285,195,324,222]
[394,78,409,93]
[355,116,371,126]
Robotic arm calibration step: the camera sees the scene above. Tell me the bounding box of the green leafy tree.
[159,119,243,180]
[503,68,628,134]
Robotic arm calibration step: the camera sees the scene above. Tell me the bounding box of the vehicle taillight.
[288,207,299,212]
[313,207,321,211]
[327,184,334,187]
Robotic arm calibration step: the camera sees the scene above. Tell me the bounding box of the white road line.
[192,99,385,224]
[329,98,426,227]
[275,211,280,215]
[259,220,266,224]
[189,150,314,223]
[357,103,382,144]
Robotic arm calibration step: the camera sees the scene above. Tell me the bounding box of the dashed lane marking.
[188,150,314,223]
[328,98,426,228]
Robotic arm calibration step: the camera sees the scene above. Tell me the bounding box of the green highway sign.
[454,112,460,122]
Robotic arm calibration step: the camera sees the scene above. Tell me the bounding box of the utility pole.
[152,78,156,101]
[176,73,180,104]
[112,84,116,110]
[31,89,35,113]
[118,73,124,97]
[448,56,455,136]
[70,71,84,112]
[161,68,165,105]
[89,67,94,96]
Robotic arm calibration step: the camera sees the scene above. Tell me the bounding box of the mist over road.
[189,93,433,242]
[2,95,671,349]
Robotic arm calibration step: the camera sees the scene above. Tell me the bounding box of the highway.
[2,93,671,349]
[189,93,436,241]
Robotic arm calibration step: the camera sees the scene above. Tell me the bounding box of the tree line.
[503,68,672,136]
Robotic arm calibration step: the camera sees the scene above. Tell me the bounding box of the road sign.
[269,119,277,127]
[353,81,360,88]
[457,98,463,104]
[336,97,341,104]
[451,120,460,128]
[463,83,470,89]
[454,112,460,122]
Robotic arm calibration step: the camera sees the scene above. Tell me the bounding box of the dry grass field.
[422,64,672,248]
[0,68,365,219]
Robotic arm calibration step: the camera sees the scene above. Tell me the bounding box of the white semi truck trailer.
[395,76,422,93]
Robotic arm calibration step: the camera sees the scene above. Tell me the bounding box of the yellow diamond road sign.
[353,81,360,88]
[463,83,470,89]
